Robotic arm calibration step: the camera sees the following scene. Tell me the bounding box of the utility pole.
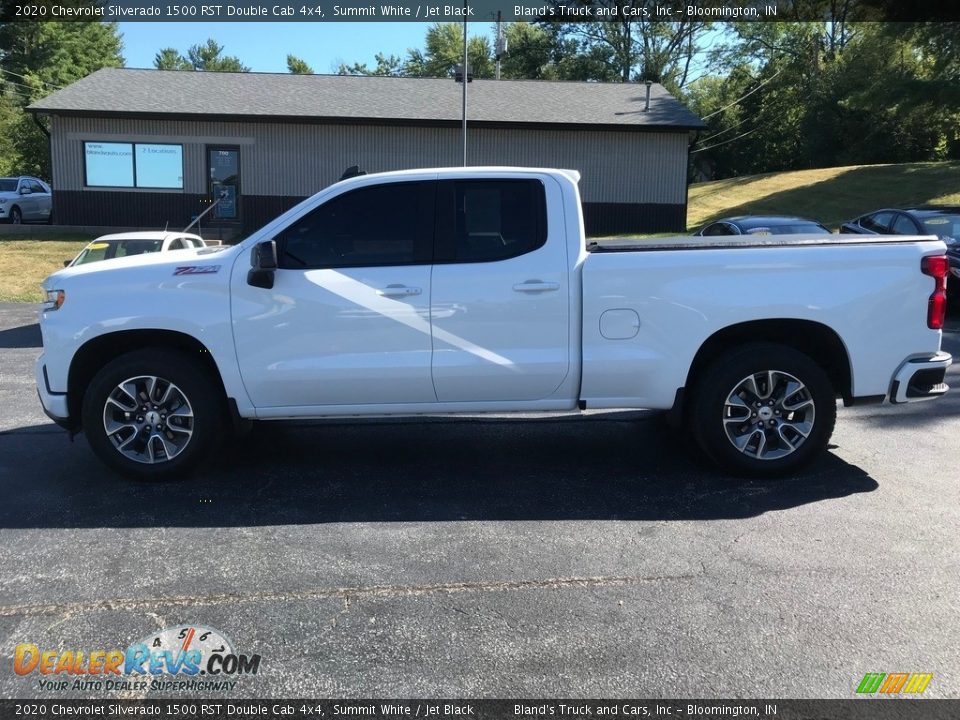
[494,11,505,80]
[461,2,468,166]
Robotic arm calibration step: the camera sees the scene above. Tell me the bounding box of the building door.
[208,147,240,221]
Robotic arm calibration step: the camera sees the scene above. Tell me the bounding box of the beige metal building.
[29,68,705,235]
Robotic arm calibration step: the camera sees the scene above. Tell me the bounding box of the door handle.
[376,285,422,298]
[513,281,560,293]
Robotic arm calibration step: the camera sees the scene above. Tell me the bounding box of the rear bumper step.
[890,352,952,404]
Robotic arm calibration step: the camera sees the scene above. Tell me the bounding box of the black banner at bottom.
[2,700,959,720]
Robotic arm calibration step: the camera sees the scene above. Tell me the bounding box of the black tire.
[689,342,837,477]
[81,348,225,480]
[9,206,22,224]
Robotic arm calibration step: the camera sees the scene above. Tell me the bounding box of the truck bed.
[587,233,937,253]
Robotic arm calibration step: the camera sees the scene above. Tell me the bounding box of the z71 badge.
[173,265,221,275]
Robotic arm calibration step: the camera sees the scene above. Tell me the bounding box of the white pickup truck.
[36,168,951,479]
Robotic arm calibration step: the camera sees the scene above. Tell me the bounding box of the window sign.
[215,184,237,220]
[84,142,183,189]
[135,144,183,188]
[85,142,134,187]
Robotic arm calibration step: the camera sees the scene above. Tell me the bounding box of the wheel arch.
[685,319,853,407]
[68,329,228,428]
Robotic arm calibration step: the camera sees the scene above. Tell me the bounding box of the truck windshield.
[0,179,18,192]
[74,239,164,265]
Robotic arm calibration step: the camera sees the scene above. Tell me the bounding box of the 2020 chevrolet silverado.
[36,168,952,479]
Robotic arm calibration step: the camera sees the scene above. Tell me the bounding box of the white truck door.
[430,177,570,402]
[231,180,437,408]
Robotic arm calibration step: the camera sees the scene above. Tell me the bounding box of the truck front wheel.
[81,348,224,480]
[691,343,837,476]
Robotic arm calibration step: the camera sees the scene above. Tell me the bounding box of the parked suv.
[0,176,53,224]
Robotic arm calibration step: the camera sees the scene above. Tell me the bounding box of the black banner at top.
[1,0,960,22]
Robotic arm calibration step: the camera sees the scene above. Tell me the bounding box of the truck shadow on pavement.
[0,412,878,529]
[0,322,40,349]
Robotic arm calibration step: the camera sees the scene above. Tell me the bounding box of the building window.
[84,141,183,189]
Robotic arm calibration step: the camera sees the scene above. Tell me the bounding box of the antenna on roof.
[163,221,169,231]
[340,165,366,180]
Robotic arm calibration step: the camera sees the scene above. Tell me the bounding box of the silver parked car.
[0,176,53,224]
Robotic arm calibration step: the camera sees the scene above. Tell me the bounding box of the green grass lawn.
[686,160,960,232]
[0,239,92,302]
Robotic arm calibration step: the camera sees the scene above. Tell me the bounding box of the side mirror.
[19,187,31,195]
[63,260,71,267]
[247,240,278,289]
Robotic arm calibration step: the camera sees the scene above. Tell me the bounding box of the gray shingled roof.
[29,67,705,130]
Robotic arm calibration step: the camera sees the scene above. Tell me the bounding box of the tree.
[547,3,712,90]
[0,21,124,178]
[154,48,192,71]
[151,39,249,72]
[333,21,612,82]
[286,54,314,74]
[498,22,556,79]
[336,52,403,77]
[685,20,960,180]
[0,21,124,91]
[403,23,494,78]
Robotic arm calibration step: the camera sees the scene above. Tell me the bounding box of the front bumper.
[890,351,952,404]
[35,354,71,428]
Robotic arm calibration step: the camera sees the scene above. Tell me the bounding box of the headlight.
[43,289,65,311]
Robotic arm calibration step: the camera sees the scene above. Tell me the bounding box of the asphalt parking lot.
[0,301,958,699]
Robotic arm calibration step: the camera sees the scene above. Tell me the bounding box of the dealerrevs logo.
[14,625,260,692]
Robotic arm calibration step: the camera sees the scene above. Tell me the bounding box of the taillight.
[921,255,948,330]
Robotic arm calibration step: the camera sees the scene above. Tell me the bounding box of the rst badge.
[173,265,221,275]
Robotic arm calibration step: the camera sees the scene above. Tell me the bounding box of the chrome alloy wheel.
[722,369,815,461]
[102,375,195,464]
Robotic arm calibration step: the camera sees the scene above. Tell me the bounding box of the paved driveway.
[0,302,958,698]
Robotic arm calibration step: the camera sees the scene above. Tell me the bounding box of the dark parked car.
[694,216,832,237]
[840,207,960,303]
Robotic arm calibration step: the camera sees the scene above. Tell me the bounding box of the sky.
[118,22,493,74]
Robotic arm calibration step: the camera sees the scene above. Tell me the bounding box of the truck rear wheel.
[81,348,224,480]
[690,343,836,477]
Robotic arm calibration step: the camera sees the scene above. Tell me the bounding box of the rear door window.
[435,180,547,263]
[860,212,894,233]
[891,214,920,234]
